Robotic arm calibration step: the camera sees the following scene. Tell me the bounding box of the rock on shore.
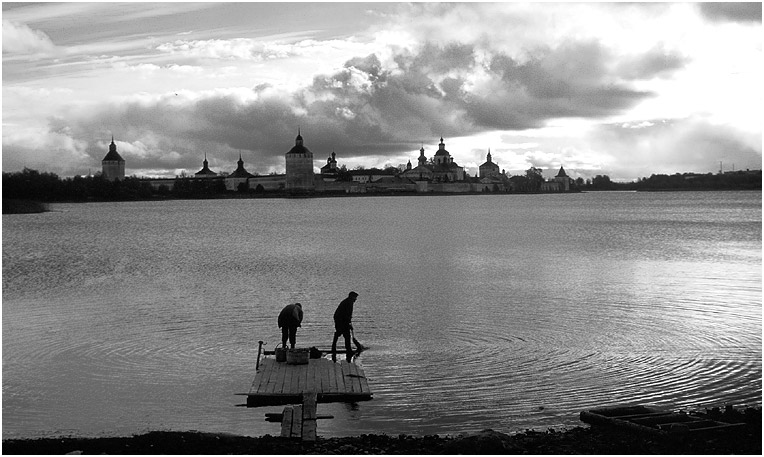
[3,425,761,455]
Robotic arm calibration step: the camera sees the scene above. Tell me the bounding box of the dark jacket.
[333,297,354,329]
[278,304,303,328]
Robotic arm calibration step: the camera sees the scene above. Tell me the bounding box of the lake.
[2,191,761,439]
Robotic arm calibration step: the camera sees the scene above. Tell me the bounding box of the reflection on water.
[2,191,761,438]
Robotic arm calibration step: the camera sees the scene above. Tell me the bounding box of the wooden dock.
[246,356,372,407]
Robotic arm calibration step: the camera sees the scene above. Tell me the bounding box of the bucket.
[286,348,309,365]
[275,345,287,363]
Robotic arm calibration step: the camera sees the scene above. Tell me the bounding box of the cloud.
[16,29,695,178]
[1,125,91,176]
[2,2,757,180]
[698,3,762,23]
[589,117,762,179]
[156,38,293,61]
[2,20,56,55]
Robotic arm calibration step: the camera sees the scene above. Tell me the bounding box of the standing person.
[332,292,358,362]
[278,303,303,349]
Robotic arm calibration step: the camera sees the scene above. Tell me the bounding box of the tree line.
[3,167,760,211]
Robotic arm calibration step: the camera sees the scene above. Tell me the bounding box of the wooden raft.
[580,405,745,435]
[246,357,372,407]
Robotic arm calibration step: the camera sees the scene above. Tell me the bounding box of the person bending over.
[278,303,303,349]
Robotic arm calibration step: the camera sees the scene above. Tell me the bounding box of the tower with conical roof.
[101,136,125,181]
[285,128,315,191]
[195,152,218,178]
[555,165,571,191]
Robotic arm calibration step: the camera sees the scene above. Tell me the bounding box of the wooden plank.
[250,359,269,393]
[304,362,314,392]
[303,393,318,419]
[294,363,303,392]
[280,406,293,437]
[303,418,317,441]
[291,405,303,438]
[313,360,322,392]
[265,360,280,394]
[356,365,371,394]
[284,362,296,394]
[257,359,276,393]
[334,359,346,393]
[348,363,362,393]
[326,359,337,394]
[342,361,359,393]
[324,359,333,392]
[312,360,321,393]
[273,360,288,394]
[302,393,317,442]
[300,360,311,392]
[338,361,348,393]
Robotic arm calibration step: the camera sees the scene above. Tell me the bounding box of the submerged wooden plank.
[302,392,318,442]
[280,406,294,437]
[291,405,303,438]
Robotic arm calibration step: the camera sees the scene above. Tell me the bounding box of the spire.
[487,148,492,162]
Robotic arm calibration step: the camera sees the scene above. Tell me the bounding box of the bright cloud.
[2,20,56,55]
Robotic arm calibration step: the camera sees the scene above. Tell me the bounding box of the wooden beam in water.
[290,405,303,438]
[302,392,318,442]
[280,406,293,438]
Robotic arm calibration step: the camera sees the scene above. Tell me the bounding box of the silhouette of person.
[278,303,303,349]
[332,292,358,362]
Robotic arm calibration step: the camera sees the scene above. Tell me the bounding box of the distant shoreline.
[3,188,761,213]
[2,199,50,214]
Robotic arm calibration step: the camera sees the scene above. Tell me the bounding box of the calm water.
[2,191,761,439]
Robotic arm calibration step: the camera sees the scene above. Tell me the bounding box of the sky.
[2,2,761,181]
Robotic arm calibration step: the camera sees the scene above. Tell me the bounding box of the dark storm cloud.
[698,3,762,23]
[62,37,689,174]
[478,41,662,127]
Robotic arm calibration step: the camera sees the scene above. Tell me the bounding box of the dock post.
[256,340,264,370]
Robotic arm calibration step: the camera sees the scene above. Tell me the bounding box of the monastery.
[103,132,574,193]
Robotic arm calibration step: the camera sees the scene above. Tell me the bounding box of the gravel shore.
[3,407,760,455]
